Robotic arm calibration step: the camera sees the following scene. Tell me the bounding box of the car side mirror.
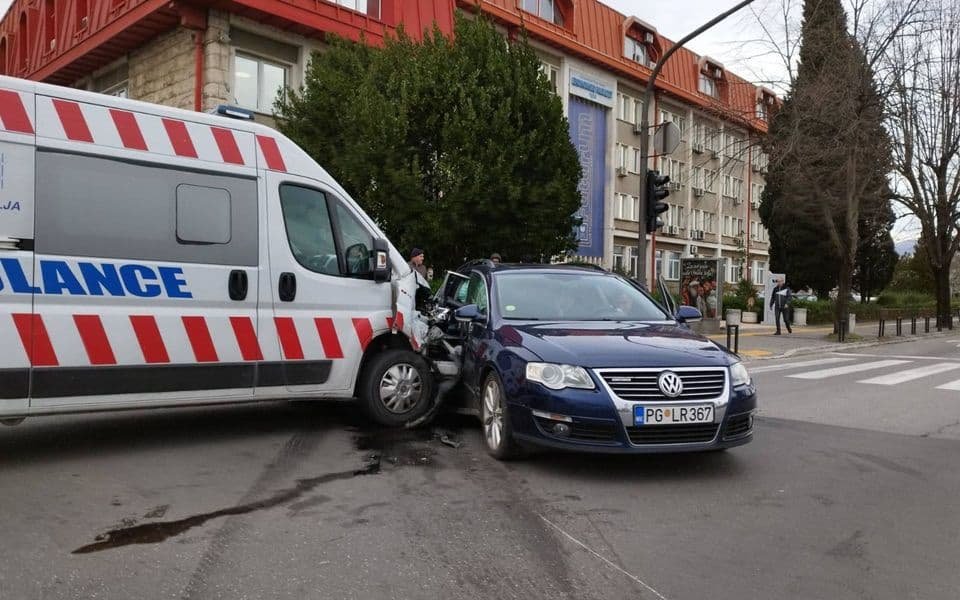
[372,238,390,283]
[455,304,484,323]
[677,305,703,323]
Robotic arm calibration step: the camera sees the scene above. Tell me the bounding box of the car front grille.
[534,417,619,443]
[599,369,727,401]
[625,423,719,445]
[723,413,753,439]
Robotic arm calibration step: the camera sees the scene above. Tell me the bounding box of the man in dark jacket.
[770,277,793,334]
[408,248,428,279]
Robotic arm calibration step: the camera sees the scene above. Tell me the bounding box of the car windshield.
[495,272,671,321]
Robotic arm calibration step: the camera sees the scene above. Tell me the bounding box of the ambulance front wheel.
[359,349,434,427]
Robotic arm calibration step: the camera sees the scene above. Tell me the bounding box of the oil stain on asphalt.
[73,425,461,554]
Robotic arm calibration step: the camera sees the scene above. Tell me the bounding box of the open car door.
[657,274,678,316]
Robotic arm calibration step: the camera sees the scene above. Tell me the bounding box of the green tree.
[274,14,582,273]
[761,0,892,334]
[854,193,897,301]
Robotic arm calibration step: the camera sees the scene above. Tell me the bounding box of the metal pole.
[636,0,756,289]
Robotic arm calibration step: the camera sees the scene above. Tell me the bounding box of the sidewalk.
[706,319,960,362]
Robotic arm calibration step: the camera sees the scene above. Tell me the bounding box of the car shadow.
[0,400,367,468]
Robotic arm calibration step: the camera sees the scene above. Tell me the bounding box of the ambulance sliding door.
[31,151,260,410]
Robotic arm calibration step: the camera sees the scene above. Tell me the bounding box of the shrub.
[723,295,745,312]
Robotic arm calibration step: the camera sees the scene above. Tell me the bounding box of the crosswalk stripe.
[787,360,911,380]
[858,362,960,385]
[935,379,960,391]
[750,357,856,374]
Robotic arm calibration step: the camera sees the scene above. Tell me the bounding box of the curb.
[740,329,960,362]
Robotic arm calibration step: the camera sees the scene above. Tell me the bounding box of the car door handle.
[229,270,248,301]
[279,272,296,302]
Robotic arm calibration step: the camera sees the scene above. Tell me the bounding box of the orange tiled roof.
[466,0,766,132]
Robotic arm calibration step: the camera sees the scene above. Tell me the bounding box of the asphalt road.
[2,336,960,599]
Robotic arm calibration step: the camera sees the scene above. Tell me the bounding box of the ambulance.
[0,75,436,427]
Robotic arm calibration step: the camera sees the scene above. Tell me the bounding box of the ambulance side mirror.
[373,238,391,283]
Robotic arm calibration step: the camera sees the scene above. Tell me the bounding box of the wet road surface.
[0,392,958,599]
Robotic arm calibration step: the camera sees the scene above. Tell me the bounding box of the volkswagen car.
[439,261,756,459]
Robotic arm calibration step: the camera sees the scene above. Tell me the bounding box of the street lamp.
[636,0,756,289]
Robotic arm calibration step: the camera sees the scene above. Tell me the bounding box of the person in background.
[408,248,428,279]
[770,277,793,334]
[490,253,502,264]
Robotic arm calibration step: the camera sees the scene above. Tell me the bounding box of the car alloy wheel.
[379,363,423,414]
[482,378,504,451]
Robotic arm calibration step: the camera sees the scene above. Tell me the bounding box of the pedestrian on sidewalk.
[770,277,793,334]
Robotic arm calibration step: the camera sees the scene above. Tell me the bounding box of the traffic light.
[645,169,671,233]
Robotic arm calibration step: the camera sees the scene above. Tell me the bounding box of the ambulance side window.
[176,185,231,244]
[331,202,374,278]
[278,184,339,277]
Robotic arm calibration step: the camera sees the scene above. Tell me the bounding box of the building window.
[93,63,129,98]
[17,12,27,72]
[631,148,641,173]
[624,36,650,66]
[43,0,55,52]
[233,53,289,113]
[655,249,663,279]
[521,0,562,25]
[618,92,635,123]
[753,261,766,285]
[0,37,6,75]
[613,245,625,272]
[699,73,718,97]
[540,62,559,93]
[666,251,681,280]
[335,0,380,18]
[723,175,743,200]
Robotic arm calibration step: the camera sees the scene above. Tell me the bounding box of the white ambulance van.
[0,75,434,427]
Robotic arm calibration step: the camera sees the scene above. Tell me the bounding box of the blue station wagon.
[440,262,756,459]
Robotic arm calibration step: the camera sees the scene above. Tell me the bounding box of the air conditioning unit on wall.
[616,166,628,177]
[693,188,704,197]
[691,230,705,241]
[689,245,700,255]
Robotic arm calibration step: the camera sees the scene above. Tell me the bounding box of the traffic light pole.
[636,0,755,290]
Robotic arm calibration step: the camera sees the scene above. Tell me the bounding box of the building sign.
[568,97,607,257]
[568,70,616,108]
[680,258,721,318]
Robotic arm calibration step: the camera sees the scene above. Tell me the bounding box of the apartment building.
[0,0,775,288]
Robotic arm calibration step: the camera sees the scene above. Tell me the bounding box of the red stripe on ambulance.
[352,318,373,352]
[74,315,117,365]
[212,127,245,165]
[256,135,287,172]
[274,317,305,360]
[12,314,59,367]
[182,316,219,362]
[230,316,264,361]
[0,89,34,134]
[52,99,94,143]
[314,317,344,359]
[109,109,149,151]
[162,118,199,158]
[130,315,170,364]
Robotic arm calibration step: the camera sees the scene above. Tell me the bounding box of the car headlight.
[526,363,595,390]
[730,361,752,387]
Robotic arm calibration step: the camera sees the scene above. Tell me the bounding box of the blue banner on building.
[568,97,607,258]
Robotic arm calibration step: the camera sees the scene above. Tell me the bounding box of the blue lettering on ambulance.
[0,259,192,298]
[42,261,87,295]
[120,264,162,298]
[78,262,124,296]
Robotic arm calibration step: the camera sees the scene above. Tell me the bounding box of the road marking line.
[538,514,669,600]
[832,352,960,362]
[750,357,856,373]
[935,379,960,391]
[787,360,911,380]
[858,362,960,385]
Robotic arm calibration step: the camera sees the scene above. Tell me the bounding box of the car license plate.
[634,404,714,426]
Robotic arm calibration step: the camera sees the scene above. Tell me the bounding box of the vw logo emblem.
[658,371,684,398]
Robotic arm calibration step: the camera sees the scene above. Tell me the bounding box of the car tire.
[359,349,434,427]
[0,418,25,427]
[481,372,520,460]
